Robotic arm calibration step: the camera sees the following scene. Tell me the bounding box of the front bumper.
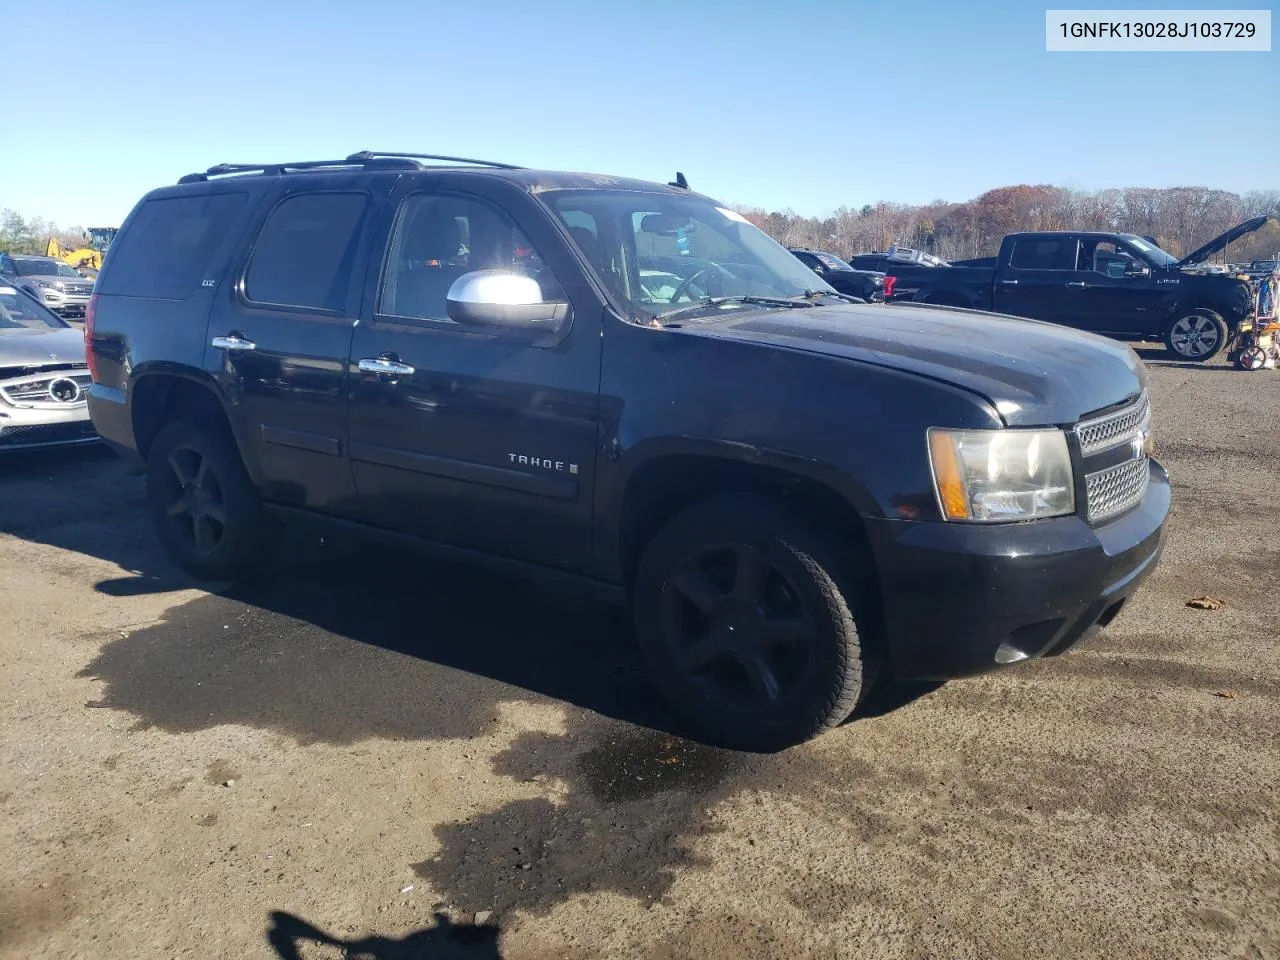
[0,405,97,451]
[867,459,1170,680]
[34,288,91,317]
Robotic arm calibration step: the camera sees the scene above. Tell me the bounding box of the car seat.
[392,215,468,320]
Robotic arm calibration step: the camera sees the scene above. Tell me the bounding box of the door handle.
[358,357,416,376]
[211,334,257,351]
[1000,279,1018,286]
[1065,281,1087,288]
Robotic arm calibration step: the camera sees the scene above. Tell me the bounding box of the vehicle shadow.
[8,445,939,749]
[1132,346,1234,370]
[267,910,502,959]
[8,443,949,925]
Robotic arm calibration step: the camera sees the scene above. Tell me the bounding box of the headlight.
[34,279,52,288]
[928,427,1075,522]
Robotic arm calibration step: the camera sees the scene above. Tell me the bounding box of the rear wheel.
[632,495,876,751]
[145,420,267,581]
[1165,309,1227,362]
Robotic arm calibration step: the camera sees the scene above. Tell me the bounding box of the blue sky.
[3,0,1275,227]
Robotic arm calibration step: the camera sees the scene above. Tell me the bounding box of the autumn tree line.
[738,185,1280,264]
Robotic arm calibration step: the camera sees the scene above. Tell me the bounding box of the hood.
[1177,215,1273,268]
[0,328,87,369]
[686,302,1144,427]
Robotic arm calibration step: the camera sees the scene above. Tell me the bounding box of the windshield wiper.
[654,295,818,324]
[800,288,862,303]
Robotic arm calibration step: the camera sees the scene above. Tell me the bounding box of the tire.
[1165,309,1227,362]
[1235,345,1267,371]
[632,494,877,752]
[145,419,267,581]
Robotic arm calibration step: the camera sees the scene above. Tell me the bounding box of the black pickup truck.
[85,153,1169,750]
[852,219,1269,362]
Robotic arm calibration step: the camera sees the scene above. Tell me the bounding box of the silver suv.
[0,254,96,319]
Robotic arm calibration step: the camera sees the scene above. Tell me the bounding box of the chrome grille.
[1085,456,1150,523]
[1075,392,1149,455]
[0,371,91,406]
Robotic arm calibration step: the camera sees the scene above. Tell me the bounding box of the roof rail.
[177,156,422,184]
[345,150,523,170]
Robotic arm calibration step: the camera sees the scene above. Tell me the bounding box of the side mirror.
[445,270,570,334]
[1124,262,1152,278]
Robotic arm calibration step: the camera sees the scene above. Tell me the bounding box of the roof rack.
[177,156,421,184]
[345,150,524,170]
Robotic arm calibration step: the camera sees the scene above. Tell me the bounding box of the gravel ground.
[1,348,1277,960]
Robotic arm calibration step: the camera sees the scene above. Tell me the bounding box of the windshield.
[1124,235,1178,267]
[0,285,68,330]
[544,190,835,321]
[13,258,82,278]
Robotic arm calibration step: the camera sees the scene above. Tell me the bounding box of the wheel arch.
[128,367,245,469]
[612,442,879,589]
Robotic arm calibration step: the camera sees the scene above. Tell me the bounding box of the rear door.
[205,174,393,512]
[992,235,1079,324]
[344,176,604,572]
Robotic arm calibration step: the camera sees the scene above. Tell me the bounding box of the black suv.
[85,152,1170,750]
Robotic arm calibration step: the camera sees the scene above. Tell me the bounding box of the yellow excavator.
[45,226,118,276]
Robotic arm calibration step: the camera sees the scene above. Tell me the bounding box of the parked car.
[0,253,96,319]
[0,284,98,451]
[85,152,1169,750]
[788,249,885,301]
[851,219,1270,362]
[1246,258,1279,279]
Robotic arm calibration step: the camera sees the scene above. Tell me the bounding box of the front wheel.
[1165,309,1227,362]
[632,495,877,752]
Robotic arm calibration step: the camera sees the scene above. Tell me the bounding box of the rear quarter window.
[98,193,248,299]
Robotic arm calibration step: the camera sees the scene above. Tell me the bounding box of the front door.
[206,176,392,511]
[1058,239,1164,337]
[345,180,603,573]
[992,235,1080,324]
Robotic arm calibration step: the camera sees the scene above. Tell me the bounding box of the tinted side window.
[379,193,565,323]
[244,192,369,312]
[1009,237,1077,271]
[98,193,248,299]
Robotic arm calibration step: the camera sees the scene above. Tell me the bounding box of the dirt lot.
[1,349,1277,960]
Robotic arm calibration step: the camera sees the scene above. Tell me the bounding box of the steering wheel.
[669,264,735,304]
